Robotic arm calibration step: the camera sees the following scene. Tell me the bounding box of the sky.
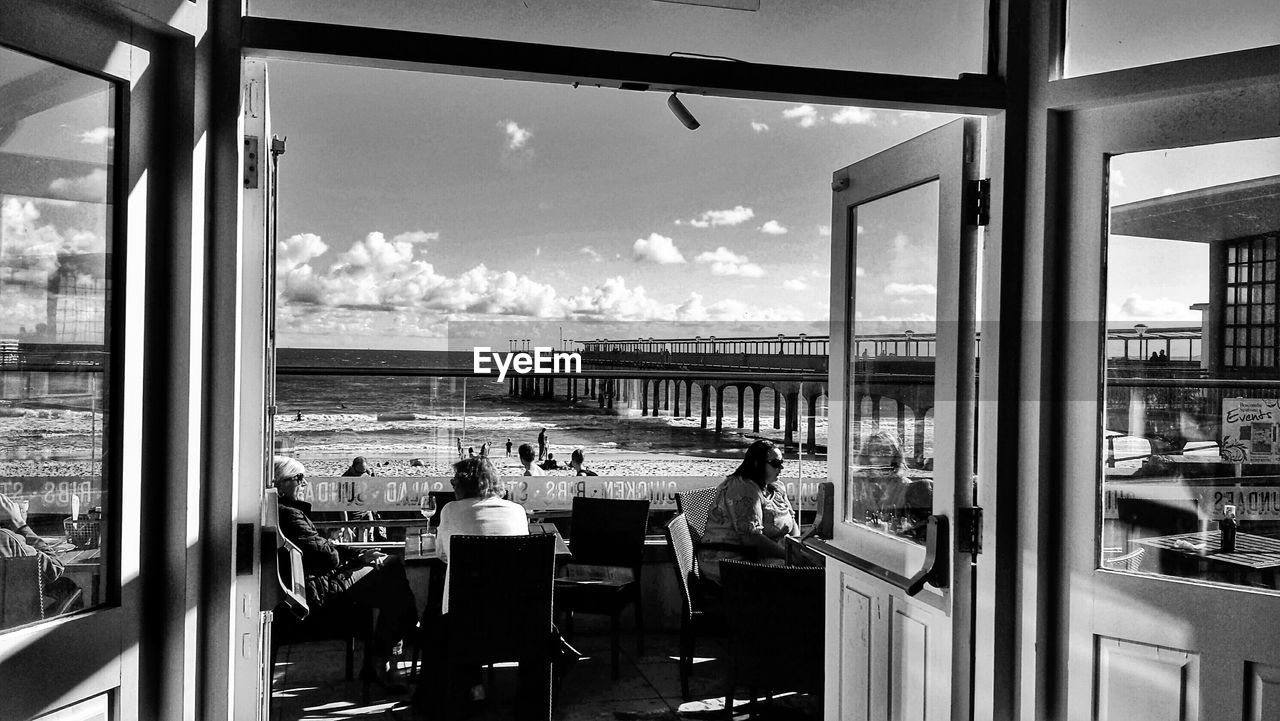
[269,61,960,349]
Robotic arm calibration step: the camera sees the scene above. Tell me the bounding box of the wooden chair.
[440,533,557,721]
[554,497,650,679]
[676,487,719,546]
[663,513,724,700]
[719,560,824,718]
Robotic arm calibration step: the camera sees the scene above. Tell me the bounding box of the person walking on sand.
[537,427,548,461]
[456,437,464,460]
[505,438,512,457]
[518,443,545,476]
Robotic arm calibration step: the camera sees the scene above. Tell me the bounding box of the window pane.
[1103,138,1280,588]
[0,44,115,631]
[246,0,986,78]
[843,181,940,544]
[1065,0,1280,77]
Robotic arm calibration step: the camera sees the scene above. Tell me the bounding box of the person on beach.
[569,449,598,476]
[342,456,376,477]
[342,456,383,541]
[537,427,548,461]
[696,439,799,585]
[480,441,490,458]
[456,438,464,460]
[518,443,545,476]
[467,446,476,459]
[540,453,560,471]
[273,456,418,693]
[505,438,512,457]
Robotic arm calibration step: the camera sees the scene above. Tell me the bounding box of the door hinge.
[964,178,990,227]
[958,506,983,554]
[244,135,260,188]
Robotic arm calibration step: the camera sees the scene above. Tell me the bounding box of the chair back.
[719,560,824,692]
[0,556,43,627]
[566,497,650,570]
[446,533,556,664]
[675,486,718,545]
[663,514,697,621]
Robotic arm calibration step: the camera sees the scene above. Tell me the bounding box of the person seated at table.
[417,457,528,710]
[0,493,82,615]
[342,455,386,541]
[696,439,799,585]
[518,443,545,476]
[568,449,598,476]
[273,456,418,693]
[851,431,911,528]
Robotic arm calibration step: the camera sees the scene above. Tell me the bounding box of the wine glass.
[420,493,436,520]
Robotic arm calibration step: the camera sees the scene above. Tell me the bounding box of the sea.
[274,347,833,468]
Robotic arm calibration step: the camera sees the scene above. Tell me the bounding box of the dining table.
[1131,530,1280,587]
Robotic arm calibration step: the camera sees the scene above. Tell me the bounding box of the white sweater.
[436,496,528,612]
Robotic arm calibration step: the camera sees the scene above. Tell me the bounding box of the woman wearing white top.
[435,457,528,613]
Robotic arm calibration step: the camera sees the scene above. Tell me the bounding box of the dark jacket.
[278,496,352,607]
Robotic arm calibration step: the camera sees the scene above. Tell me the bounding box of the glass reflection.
[845,181,939,542]
[0,45,115,631]
[1102,138,1280,588]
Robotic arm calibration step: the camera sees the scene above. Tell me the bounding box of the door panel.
[1055,81,1280,720]
[825,117,982,721]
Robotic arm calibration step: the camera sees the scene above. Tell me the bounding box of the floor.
[271,628,820,721]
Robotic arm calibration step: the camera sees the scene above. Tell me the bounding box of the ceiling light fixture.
[667,93,701,131]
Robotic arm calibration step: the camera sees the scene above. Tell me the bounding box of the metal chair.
[719,560,824,717]
[676,487,719,546]
[554,496,650,679]
[1102,546,1146,572]
[438,533,557,721]
[663,513,724,700]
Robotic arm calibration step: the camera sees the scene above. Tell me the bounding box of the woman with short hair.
[435,457,527,612]
[696,439,799,584]
[272,456,417,693]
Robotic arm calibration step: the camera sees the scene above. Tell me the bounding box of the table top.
[402,522,571,562]
[1132,530,1280,570]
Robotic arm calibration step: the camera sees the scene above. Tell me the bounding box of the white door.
[0,5,148,720]
[1053,80,1280,719]
[821,118,983,721]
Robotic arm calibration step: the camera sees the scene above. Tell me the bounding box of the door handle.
[905,515,949,595]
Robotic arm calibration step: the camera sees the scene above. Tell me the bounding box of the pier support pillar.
[641,379,649,416]
[871,394,882,429]
[896,400,906,448]
[607,379,615,409]
[663,381,670,411]
[736,385,745,429]
[672,381,680,416]
[914,409,928,465]
[685,382,693,418]
[773,388,780,429]
[752,386,761,433]
[700,384,709,429]
[784,392,798,448]
[715,386,724,433]
[807,394,819,454]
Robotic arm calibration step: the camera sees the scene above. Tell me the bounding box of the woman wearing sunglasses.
[696,439,799,584]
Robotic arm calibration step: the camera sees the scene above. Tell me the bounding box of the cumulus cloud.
[884,282,937,296]
[831,107,878,126]
[579,246,602,262]
[695,247,764,277]
[562,276,671,320]
[759,220,787,235]
[1118,293,1196,320]
[750,121,770,133]
[499,119,532,151]
[674,293,805,322]
[632,233,687,264]
[393,230,439,245]
[679,206,755,228]
[49,168,108,201]
[783,104,819,128]
[77,126,114,145]
[783,278,808,291]
[0,198,106,337]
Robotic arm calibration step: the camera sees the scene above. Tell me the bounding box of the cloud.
[759,220,787,235]
[49,168,108,200]
[579,246,602,262]
[392,231,439,245]
[632,233,687,264]
[77,126,113,145]
[783,278,808,291]
[884,282,937,296]
[831,107,878,126]
[750,121,770,133]
[562,276,671,320]
[695,247,764,277]
[674,293,806,322]
[0,198,106,337]
[818,225,831,237]
[1118,293,1195,320]
[782,105,819,128]
[499,119,532,151]
[681,205,755,228]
